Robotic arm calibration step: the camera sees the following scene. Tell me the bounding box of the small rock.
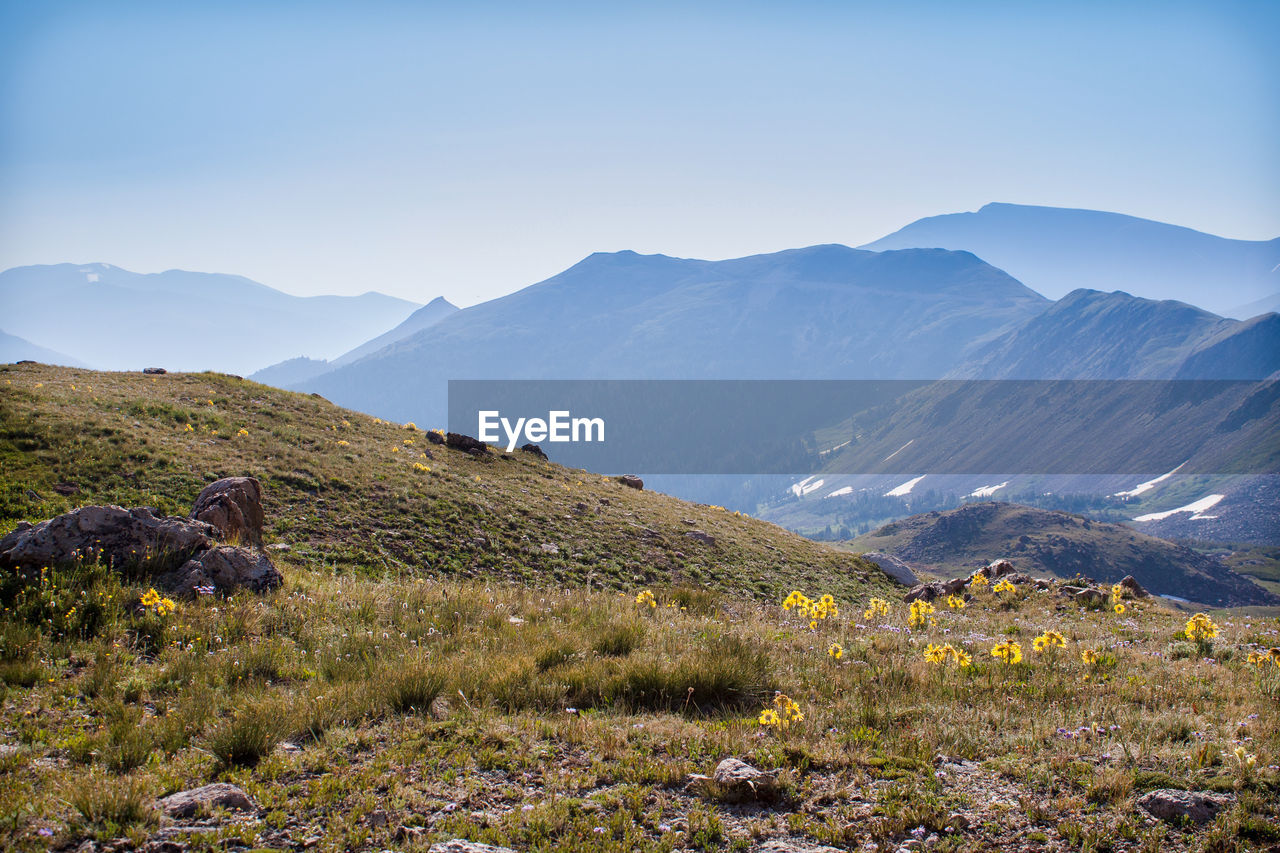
[755,840,845,853]
[904,583,943,603]
[157,783,256,818]
[445,433,489,455]
[369,809,389,828]
[426,430,446,445]
[1119,575,1149,598]
[266,542,291,552]
[685,530,716,546]
[945,813,970,831]
[539,543,559,554]
[688,757,778,803]
[1138,789,1231,824]
[1073,587,1107,605]
[142,367,167,375]
[428,842,517,853]
[617,475,644,490]
[519,443,547,460]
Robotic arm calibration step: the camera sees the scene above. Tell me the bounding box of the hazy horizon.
[3,1,1278,307]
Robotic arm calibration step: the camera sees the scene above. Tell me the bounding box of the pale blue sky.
[2,0,1277,306]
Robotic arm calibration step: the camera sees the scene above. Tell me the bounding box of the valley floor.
[2,566,1278,853]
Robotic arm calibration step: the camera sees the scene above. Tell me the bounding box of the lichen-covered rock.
[904,583,943,603]
[157,783,255,818]
[191,476,264,547]
[1120,575,1149,598]
[0,505,216,574]
[688,758,778,803]
[1137,789,1231,824]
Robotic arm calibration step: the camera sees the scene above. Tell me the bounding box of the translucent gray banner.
[446,379,1280,476]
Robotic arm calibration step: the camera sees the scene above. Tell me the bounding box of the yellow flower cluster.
[908,599,935,629]
[759,693,804,729]
[863,597,891,620]
[412,462,431,473]
[946,594,966,610]
[404,422,418,430]
[1032,630,1067,652]
[827,642,843,660]
[635,590,657,608]
[782,590,838,627]
[924,642,971,668]
[1245,648,1280,668]
[336,439,350,447]
[991,640,1023,664]
[968,573,989,590]
[1080,648,1100,665]
[1110,583,1126,613]
[140,587,176,617]
[992,578,1016,595]
[1184,613,1219,640]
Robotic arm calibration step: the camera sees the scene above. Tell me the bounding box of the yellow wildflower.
[863,597,891,620]
[827,643,843,660]
[991,640,1023,664]
[1113,603,1125,614]
[993,579,1016,595]
[1184,613,1219,640]
[968,573,989,590]
[635,590,656,608]
[908,599,935,629]
[946,594,966,610]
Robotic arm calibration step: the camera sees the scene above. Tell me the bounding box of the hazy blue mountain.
[1227,292,1280,320]
[952,289,1278,380]
[247,357,332,388]
[328,296,458,369]
[299,245,1050,426]
[861,203,1280,317]
[0,329,87,367]
[0,263,420,375]
[248,297,458,388]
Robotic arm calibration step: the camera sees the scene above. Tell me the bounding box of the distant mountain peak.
[862,204,1280,315]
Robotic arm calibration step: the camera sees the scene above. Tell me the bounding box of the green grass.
[1,365,1278,852]
[0,364,891,603]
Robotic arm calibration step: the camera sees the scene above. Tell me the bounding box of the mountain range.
[862,202,1280,318]
[0,263,424,376]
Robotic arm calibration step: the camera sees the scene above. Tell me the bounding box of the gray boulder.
[157,783,255,818]
[864,552,918,586]
[0,505,215,574]
[1137,789,1231,824]
[191,476,264,547]
[159,546,282,596]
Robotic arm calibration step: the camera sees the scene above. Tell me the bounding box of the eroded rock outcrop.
[191,476,264,547]
[1,478,281,597]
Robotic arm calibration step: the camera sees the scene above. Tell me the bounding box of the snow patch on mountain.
[1132,494,1224,522]
[885,475,926,497]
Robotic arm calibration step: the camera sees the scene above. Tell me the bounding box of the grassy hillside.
[848,502,1277,608]
[0,363,889,602]
[1,364,1278,852]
